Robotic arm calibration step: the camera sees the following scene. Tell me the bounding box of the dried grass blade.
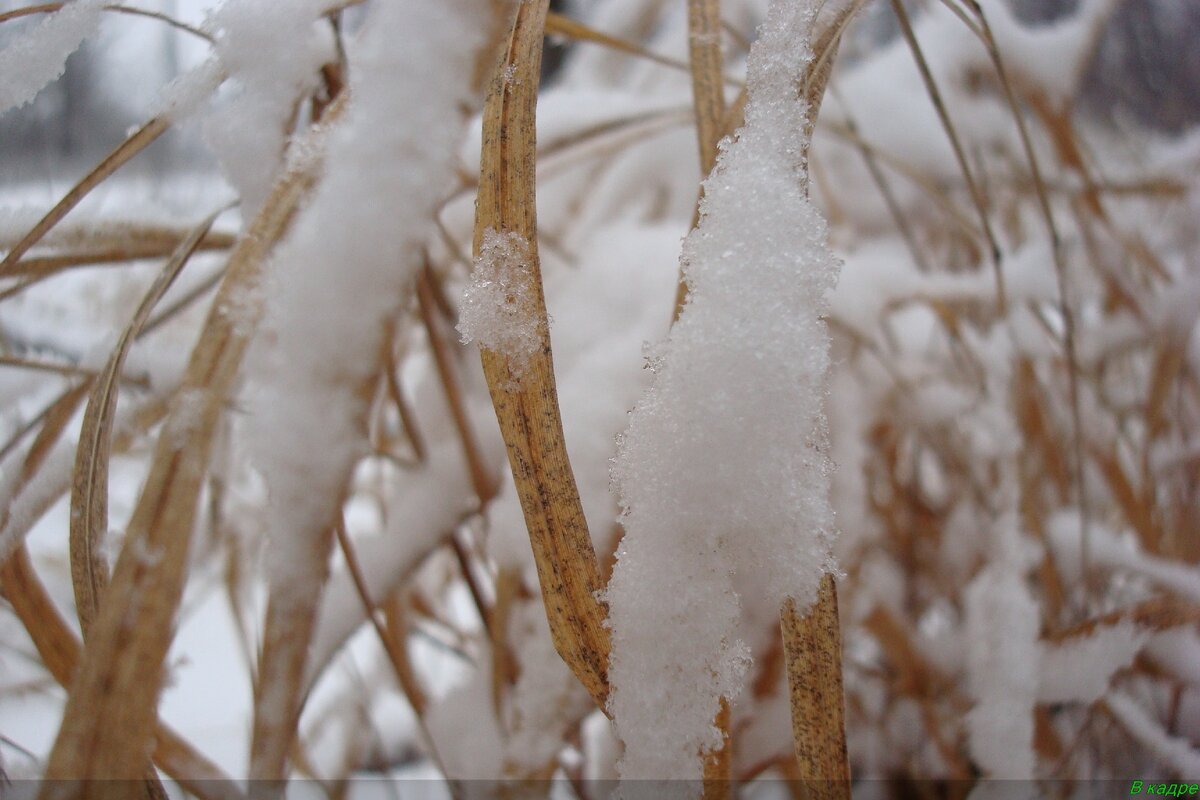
[416,265,497,503]
[38,162,317,793]
[3,231,233,293]
[781,577,850,799]
[961,0,1096,583]
[0,546,243,800]
[702,697,732,798]
[0,355,142,384]
[1090,445,1159,553]
[1146,339,1186,439]
[887,0,1006,312]
[1,116,171,276]
[686,0,726,176]
[546,11,699,78]
[21,383,91,480]
[803,0,860,146]
[0,383,91,567]
[332,520,452,775]
[1014,360,1071,496]
[1046,598,1200,643]
[69,211,218,635]
[1,544,81,686]
[474,0,610,710]
[490,567,521,715]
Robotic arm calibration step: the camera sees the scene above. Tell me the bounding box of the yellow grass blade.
[69,211,218,635]
[545,11,698,81]
[0,116,172,276]
[474,0,611,710]
[782,577,850,799]
[37,156,319,795]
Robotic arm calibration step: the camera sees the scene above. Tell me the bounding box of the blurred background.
[1,0,1197,183]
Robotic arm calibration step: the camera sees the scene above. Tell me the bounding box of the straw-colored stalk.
[472,0,611,711]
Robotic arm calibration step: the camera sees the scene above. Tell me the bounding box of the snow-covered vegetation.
[1,0,1199,796]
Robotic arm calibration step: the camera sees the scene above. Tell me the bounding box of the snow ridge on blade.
[605,0,841,785]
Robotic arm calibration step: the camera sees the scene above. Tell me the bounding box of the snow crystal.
[457,228,543,384]
[154,58,225,123]
[963,528,1038,779]
[604,0,840,785]
[0,0,105,115]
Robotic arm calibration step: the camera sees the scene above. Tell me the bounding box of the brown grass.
[3,0,1197,793]
[472,0,611,711]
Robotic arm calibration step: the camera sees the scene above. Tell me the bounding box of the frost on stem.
[605,0,841,787]
[457,227,543,384]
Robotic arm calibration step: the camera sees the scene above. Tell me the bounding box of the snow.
[155,57,226,123]
[1146,629,1200,687]
[245,0,485,609]
[0,0,105,115]
[4,0,1200,788]
[604,0,840,785]
[1037,622,1148,704]
[159,582,255,777]
[974,0,1123,103]
[1106,691,1200,776]
[963,527,1038,779]
[424,650,504,780]
[1047,513,1200,604]
[501,599,593,774]
[201,0,331,216]
[457,229,543,384]
[305,440,482,691]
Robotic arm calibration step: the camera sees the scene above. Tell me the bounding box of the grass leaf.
[473,0,611,710]
[69,210,218,635]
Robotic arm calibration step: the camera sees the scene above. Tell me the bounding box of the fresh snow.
[201,0,331,216]
[3,0,1199,788]
[457,228,544,383]
[964,528,1038,779]
[245,0,484,607]
[0,0,105,115]
[605,0,840,784]
[1037,621,1148,704]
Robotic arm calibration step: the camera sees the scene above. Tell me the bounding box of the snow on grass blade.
[964,527,1038,778]
[458,228,543,386]
[0,0,103,114]
[201,0,330,216]
[242,0,487,784]
[606,0,841,785]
